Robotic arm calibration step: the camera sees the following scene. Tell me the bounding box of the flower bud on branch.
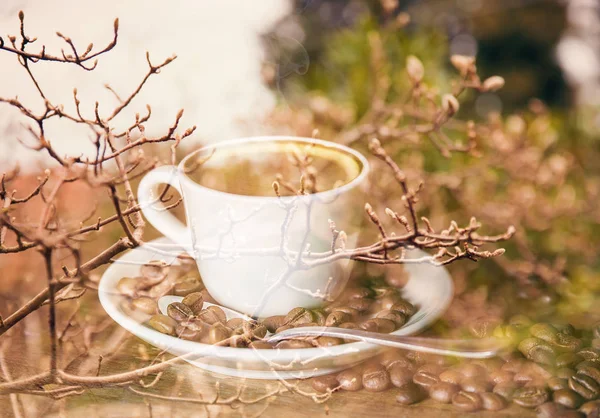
[482,76,505,92]
[406,55,424,84]
[442,94,460,117]
[450,54,476,76]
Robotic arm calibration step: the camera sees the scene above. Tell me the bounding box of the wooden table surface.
[48,355,537,418]
[0,327,537,418]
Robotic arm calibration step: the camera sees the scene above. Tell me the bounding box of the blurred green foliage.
[274,4,600,324]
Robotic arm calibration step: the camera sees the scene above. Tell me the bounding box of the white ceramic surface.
[98,237,454,380]
[137,136,370,318]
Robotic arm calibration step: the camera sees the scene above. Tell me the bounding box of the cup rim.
[177,136,370,201]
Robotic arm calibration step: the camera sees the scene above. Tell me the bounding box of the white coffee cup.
[138,136,369,317]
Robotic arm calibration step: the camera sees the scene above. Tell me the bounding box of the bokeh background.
[1,0,600,415]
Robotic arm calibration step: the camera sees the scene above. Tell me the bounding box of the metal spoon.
[158,296,509,358]
[267,326,510,359]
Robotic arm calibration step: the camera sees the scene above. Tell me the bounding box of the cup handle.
[138,166,191,250]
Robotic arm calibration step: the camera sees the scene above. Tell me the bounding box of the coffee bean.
[175,323,203,341]
[207,306,226,322]
[509,314,533,329]
[311,374,339,393]
[461,377,492,393]
[555,323,576,336]
[330,306,360,318]
[497,324,530,343]
[502,357,526,373]
[452,391,483,412]
[167,302,193,322]
[389,364,414,387]
[439,369,464,385]
[359,319,379,333]
[396,382,426,405]
[262,315,285,333]
[172,275,203,296]
[512,386,549,408]
[379,350,412,370]
[460,363,487,379]
[233,321,255,337]
[336,367,363,391]
[371,318,396,333]
[472,359,502,374]
[229,334,249,348]
[531,362,555,379]
[480,392,507,411]
[514,362,553,385]
[554,388,584,409]
[429,382,459,403]
[558,353,584,368]
[580,400,600,416]
[576,361,600,372]
[536,402,571,418]
[375,310,406,327]
[179,318,207,332]
[276,340,313,349]
[416,363,444,375]
[554,334,583,353]
[249,323,267,339]
[406,350,426,365]
[362,364,391,392]
[275,324,293,334]
[391,300,416,317]
[140,260,168,283]
[312,309,327,326]
[284,307,315,326]
[130,297,158,315]
[578,349,600,362]
[519,337,557,365]
[208,323,231,344]
[569,374,600,400]
[197,307,225,325]
[314,336,343,347]
[226,318,244,332]
[248,340,273,349]
[578,363,600,384]
[548,377,569,391]
[531,346,558,366]
[325,311,350,327]
[117,277,141,298]
[347,297,371,312]
[147,314,177,336]
[413,370,439,389]
[531,323,560,344]
[342,287,374,300]
[376,291,402,311]
[490,370,514,385]
[558,368,577,379]
[181,292,204,314]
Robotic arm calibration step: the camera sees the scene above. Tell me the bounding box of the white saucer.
[98,237,453,380]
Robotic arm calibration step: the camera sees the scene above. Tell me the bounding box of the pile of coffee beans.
[118,261,600,416]
[310,317,600,417]
[117,261,416,349]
